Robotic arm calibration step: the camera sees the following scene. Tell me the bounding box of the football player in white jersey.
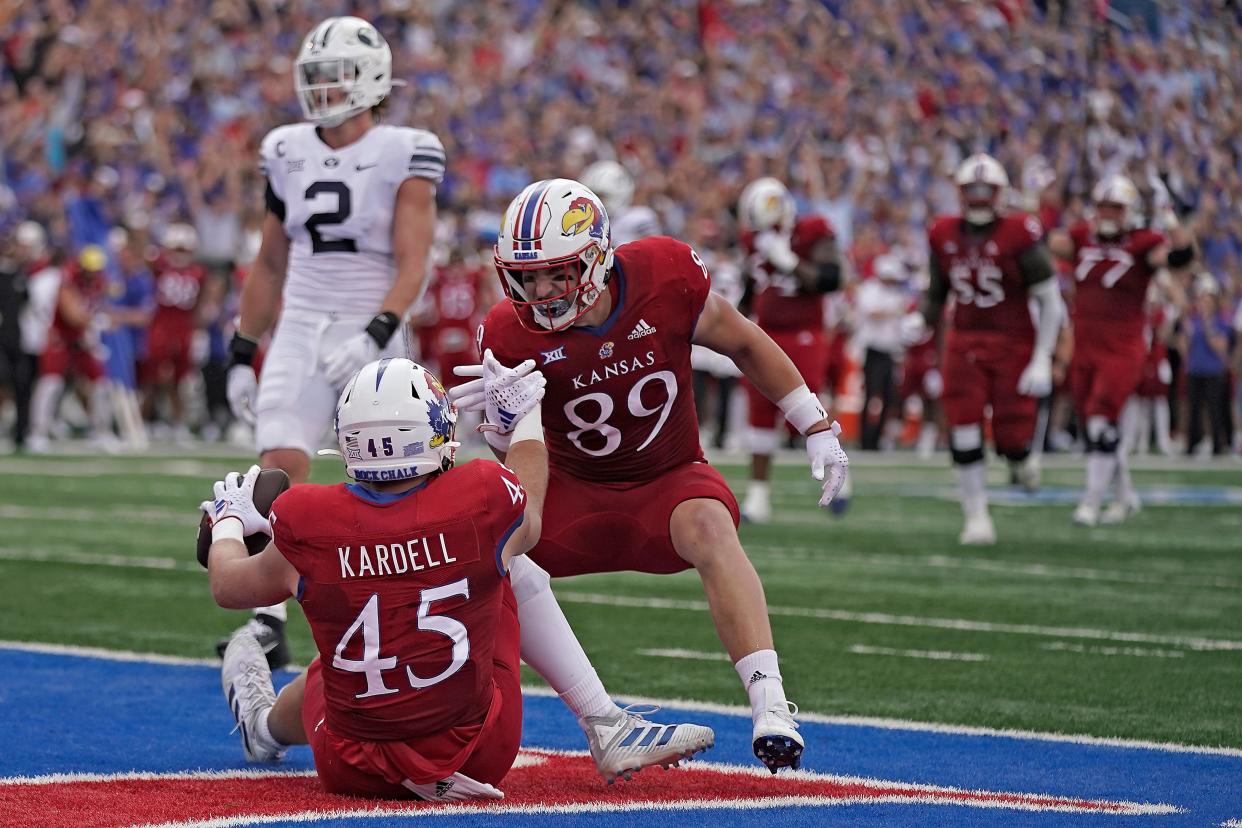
[221,16,443,666]
[580,160,660,246]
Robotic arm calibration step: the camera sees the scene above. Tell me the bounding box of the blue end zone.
[1,647,1238,826]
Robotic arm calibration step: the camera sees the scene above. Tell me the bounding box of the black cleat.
[216,613,290,670]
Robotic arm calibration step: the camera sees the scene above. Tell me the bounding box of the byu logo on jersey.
[541,346,566,365]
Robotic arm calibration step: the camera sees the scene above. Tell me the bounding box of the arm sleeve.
[481,462,527,575]
[921,254,950,323]
[678,242,712,338]
[1018,243,1056,287]
[404,129,447,185]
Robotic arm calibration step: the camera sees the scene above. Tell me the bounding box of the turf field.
[1,446,1238,753]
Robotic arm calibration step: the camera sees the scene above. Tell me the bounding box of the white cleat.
[741,486,772,524]
[1072,502,1100,527]
[1011,456,1041,492]
[1100,495,1141,525]
[959,512,996,545]
[753,700,804,773]
[580,705,714,784]
[221,631,286,763]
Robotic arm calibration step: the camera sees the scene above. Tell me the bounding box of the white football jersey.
[610,205,661,247]
[260,123,445,314]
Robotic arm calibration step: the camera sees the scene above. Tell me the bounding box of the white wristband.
[777,385,829,435]
[212,516,245,544]
[510,402,545,445]
[483,429,513,453]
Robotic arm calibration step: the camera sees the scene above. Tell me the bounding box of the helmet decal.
[561,197,604,239]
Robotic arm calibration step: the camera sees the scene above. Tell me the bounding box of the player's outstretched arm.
[202,467,299,609]
[693,293,849,505]
[1017,246,1065,398]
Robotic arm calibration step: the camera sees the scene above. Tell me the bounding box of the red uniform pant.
[301,585,522,797]
[530,461,739,577]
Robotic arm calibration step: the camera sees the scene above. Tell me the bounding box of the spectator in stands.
[1183,276,1234,457]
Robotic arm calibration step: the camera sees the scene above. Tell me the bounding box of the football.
[195,469,291,568]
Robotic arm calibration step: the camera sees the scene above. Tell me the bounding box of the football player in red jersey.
[27,245,115,452]
[908,154,1065,545]
[419,251,496,389]
[459,178,851,773]
[142,224,206,441]
[203,358,713,796]
[1047,175,1194,525]
[735,177,843,524]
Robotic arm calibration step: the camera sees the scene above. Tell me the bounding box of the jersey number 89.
[564,371,678,457]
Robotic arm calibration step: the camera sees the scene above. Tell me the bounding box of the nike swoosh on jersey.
[355,162,378,171]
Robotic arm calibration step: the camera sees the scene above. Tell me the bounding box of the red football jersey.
[269,459,526,742]
[1068,222,1164,346]
[150,258,205,334]
[428,263,488,354]
[480,236,711,484]
[49,264,105,344]
[740,217,832,331]
[928,213,1045,338]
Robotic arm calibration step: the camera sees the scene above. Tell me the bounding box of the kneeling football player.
[201,358,712,796]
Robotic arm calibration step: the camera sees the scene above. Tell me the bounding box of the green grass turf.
[1,450,1239,749]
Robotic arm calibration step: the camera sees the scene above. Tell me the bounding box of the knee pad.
[950,424,984,466]
[507,554,551,604]
[1086,415,1119,454]
[999,446,1030,464]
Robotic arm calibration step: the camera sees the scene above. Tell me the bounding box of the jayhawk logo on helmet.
[422,369,455,448]
[561,197,604,240]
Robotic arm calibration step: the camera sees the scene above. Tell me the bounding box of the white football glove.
[1017,354,1053,398]
[900,311,928,346]
[807,421,850,507]
[449,349,545,434]
[402,770,503,802]
[200,465,272,538]
[322,331,379,388]
[753,230,799,273]
[226,364,258,426]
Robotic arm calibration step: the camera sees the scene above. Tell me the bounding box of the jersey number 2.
[305,181,358,254]
[332,580,471,698]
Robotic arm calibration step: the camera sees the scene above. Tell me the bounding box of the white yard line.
[636,648,732,662]
[0,503,190,524]
[556,591,1242,652]
[848,644,990,662]
[1,639,1239,758]
[1040,642,1186,659]
[748,546,1242,590]
[0,547,200,572]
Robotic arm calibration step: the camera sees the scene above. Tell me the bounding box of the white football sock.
[509,556,616,721]
[254,603,287,623]
[253,705,287,750]
[29,375,63,439]
[735,649,787,721]
[1083,453,1117,508]
[954,460,988,519]
[1114,450,1134,504]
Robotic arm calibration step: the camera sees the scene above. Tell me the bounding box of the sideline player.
[908,154,1065,545]
[580,160,660,246]
[203,359,713,793]
[735,177,843,522]
[1047,174,1194,524]
[221,16,442,664]
[462,178,851,773]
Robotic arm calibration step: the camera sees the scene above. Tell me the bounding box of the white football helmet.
[955,153,1009,226]
[15,221,46,257]
[1092,174,1141,237]
[161,223,198,252]
[738,177,796,236]
[334,358,458,482]
[494,178,613,333]
[296,16,397,127]
[580,160,635,216]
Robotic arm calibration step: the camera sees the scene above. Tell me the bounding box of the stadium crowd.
[1,0,1240,456]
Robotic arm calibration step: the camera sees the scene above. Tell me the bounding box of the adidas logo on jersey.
[627,318,657,340]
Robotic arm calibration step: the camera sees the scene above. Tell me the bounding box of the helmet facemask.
[960,183,1001,227]
[1095,202,1127,238]
[496,241,611,333]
